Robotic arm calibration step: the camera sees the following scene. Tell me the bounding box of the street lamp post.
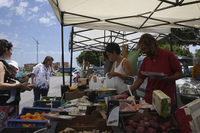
[32,37,39,63]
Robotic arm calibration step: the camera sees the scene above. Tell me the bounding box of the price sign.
[124,76,134,85]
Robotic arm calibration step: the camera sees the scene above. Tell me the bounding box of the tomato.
[75,123,80,125]
[81,124,85,125]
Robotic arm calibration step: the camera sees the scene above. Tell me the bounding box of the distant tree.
[159,28,200,47]
[159,42,193,58]
[76,51,104,67]
[195,49,200,57]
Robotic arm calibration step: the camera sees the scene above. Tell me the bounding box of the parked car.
[134,55,199,108]
[72,71,80,82]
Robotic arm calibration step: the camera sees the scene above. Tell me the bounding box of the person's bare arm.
[121,77,144,95]
[31,74,35,84]
[123,59,134,76]
[0,62,32,91]
[50,64,55,73]
[107,61,115,79]
[108,59,133,80]
[21,75,29,83]
[160,71,183,81]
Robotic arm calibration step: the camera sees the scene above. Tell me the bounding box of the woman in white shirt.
[31,56,55,101]
[106,43,133,94]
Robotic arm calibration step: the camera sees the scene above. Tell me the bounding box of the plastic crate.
[7,107,51,127]
[41,96,66,105]
[7,119,48,127]
[41,96,62,101]
[33,101,62,108]
[0,127,45,133]
[16,107,51,118]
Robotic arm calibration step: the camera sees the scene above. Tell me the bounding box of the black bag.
[0,58,20,105]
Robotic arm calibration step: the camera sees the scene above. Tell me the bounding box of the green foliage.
[24,67,33,72]
[163,28,200,46]
[76,51,104,67]
[159,42,193,58]
[55,72,68,76]
[195,49,200,57]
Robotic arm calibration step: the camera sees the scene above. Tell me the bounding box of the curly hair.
[0,39,13,56]
[194,56,200,65]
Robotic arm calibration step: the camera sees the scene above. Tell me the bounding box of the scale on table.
[124,76,136,105]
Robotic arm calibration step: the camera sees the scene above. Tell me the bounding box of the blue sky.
[1,0,199,68]
[0,0,80,68]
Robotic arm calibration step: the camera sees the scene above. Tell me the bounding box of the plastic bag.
[89,75,103,89]
[139,100,154,110]
[119,102,136,112]
[103,73,114,88]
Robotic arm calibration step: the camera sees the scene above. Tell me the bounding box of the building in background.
[24,62,70,70]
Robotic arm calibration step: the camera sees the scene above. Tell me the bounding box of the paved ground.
[19,76,77,113]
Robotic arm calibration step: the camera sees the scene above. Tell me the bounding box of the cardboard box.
[152,90,171,118]
[65,89,85,101]
[120,108,179,133]
[54,111,112,133]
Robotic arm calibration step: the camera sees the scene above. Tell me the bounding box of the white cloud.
[0,32,8,39]
[11,40,19,47]
[39,17,50,24]
[47,12,55,19]
[30,6,38,12]
[26,14,37,21]
[39,50,47,54]
[0,0,14,8]
[14,33,18,39]
[15,1,28,16]
[39,12,56,26]
[35,0,48,2]
[0,19,12,26]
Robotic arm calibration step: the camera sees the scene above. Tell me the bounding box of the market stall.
[1,0,200,132]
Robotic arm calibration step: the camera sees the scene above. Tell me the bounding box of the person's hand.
[21,83,32,91]
[107,72,117,79]
[21,75,29,83]
[160,74,171,81]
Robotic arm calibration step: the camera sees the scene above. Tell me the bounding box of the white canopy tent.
[48,0,200,85]
[69,27,170,52]
[49,0,200,30]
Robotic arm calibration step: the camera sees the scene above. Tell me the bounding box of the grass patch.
[55,72,69,76]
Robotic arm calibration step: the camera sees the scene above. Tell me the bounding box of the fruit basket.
[7,107,51,127]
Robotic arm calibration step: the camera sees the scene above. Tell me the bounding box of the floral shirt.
[32,63,53,89]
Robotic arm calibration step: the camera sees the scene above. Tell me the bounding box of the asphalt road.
[19,76,77,113]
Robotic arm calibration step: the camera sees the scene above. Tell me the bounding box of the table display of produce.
[121,108,180,133]
[3,84,196,133]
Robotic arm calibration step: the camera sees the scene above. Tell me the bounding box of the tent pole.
[170,33,173,52]
[170,31,178,111]
[70,27,74,86]
[61,24,65,85]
